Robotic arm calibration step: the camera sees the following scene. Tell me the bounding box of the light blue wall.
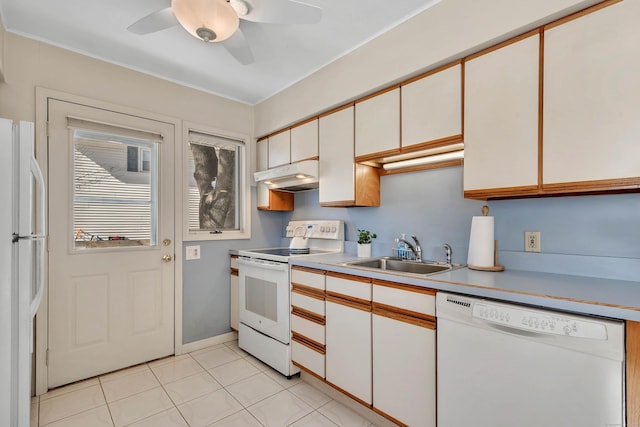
[182,188,285,344]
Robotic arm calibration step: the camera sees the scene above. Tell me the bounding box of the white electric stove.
[237,220,344,377]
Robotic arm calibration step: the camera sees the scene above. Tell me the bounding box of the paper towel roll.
[467,216,495,267]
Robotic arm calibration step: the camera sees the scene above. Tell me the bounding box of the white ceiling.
[0,0,440,104]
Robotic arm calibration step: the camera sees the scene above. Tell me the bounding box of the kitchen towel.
[467,215,495,268]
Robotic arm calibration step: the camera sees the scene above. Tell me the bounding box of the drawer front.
[292,339,325,379]
[292,291,325,315]
[291,268,325,291]
[291,314,325,345]
[326,274,371,301]
[373,284,435,316]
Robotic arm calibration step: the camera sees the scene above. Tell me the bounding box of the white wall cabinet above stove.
[290,119,318,163]
[355,87,400,159]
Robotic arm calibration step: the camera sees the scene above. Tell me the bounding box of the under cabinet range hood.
[254,159,319,192]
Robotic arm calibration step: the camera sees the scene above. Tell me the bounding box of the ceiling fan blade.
[127,7,178,35]
[223,28,255,65]
[240,0,322,24]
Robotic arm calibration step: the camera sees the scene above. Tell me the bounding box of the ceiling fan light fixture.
[172,0,240,43]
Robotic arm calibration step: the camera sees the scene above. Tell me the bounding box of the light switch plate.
[186,245,201,260]
[525,231,541,252]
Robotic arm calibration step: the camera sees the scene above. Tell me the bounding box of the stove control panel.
[286,220,344,240]
[472,302,607,339]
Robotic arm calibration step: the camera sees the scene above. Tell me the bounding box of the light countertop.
[287,252,640,322]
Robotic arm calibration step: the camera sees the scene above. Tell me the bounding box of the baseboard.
[178,331,238,355]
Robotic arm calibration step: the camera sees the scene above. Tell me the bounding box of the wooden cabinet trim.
[627,320,640,426]
[401,59,463,86]
[372,407,409,427]
[465,28,540,62]
[354,163,380,206]
[464,185,541,200]
[326,271,372,284]
[292,306,325,325]
[326,292,372,312]
[320,200,356,207]
[399,134,464,153]
[319,102,356,118]
[325,381,373,409]
[258,189,294,211]
[291,284,325,300]
[292,361,325,381]
[542,178,640,193]
[292,332,326,354]
[355,84,401,104]
[372,280,437,295]
[290,116,318,129]
[230,270,238,277]
[291,265,326,275]
[544,0,622,30]
[372,304,436,329]
[290,156,319,163]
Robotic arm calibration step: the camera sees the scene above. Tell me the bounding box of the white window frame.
[182,122,251,241]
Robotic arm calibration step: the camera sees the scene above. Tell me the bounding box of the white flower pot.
[357,243,371,258]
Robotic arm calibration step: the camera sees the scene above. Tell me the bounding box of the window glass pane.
[72,129,158,249]
[141,149,151,172]
[187,133,242,232]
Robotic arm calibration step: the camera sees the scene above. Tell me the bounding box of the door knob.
[163,238,171,246]
[162,254,173,263]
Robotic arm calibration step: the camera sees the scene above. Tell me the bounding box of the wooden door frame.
[34,87,184,395]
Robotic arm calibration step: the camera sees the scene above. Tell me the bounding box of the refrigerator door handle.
[29,156,46,318]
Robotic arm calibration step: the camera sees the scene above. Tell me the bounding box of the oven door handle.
[238,257,289,271]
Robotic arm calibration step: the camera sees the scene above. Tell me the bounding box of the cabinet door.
[373,313,436,427]
[355,88,400,158]
[543,1,640,188]
[325,299,371,405]
[402,63,462,149]
[291,119,318,163]
[268,130,291,168]
[319,106,355,205]
[463,33,540,195]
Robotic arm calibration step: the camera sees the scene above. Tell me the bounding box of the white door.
[47,99,175,388]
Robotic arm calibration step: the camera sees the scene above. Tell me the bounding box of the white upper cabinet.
[267,130,290,169]
[401,63,462,149]
[256,139,268,172]
[290,119,318,163]
[543,1,640,188]
[355,88,400,159]
[319,106,356,204]
[463,33,540,194]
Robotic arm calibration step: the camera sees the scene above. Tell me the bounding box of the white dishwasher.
[436,292,625,427]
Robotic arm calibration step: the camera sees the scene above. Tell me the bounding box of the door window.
[71,125,161,249]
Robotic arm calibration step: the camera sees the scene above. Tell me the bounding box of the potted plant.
[357,229,377,258]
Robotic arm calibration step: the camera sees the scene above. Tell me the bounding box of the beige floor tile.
[243,355,272,372]
[263,368,303,389]
[39,384,106,426]
[317,401,372,427]
[108,387,174,427]
[147,353,191,369]
[208,358,261,387]
[288,382,332,409]
[99,364,151,384]
[190,346,241,370]
[225,372,284,407]
[31,397,39,427]
[40,378,100,401]
[289,411,340,427]
[223,341,249,358]
[163,371,222,406]
[177,389,243,427]
[101,369,160,402]
[209,409,264,427]
[150,356,204,384]
[247,390,313,427]
[40,405,113,427]
[126,407,188,427]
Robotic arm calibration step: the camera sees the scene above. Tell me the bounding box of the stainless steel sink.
[341,256,461,276]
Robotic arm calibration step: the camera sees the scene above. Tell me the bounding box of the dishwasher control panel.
[472,302,607,339]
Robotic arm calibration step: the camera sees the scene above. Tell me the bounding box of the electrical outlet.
[185,245,201,260]
[525,231,541,252]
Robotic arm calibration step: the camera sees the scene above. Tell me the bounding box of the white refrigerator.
[0,119,46,427]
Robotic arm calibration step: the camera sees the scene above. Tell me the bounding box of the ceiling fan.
[127,0,322,65]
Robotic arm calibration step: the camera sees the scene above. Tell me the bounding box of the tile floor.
[31,340,381,427]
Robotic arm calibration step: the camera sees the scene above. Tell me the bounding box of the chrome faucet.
[443,243,452,265]
[399,235,422,262]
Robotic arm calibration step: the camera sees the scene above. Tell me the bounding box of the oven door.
[238,257,291,344]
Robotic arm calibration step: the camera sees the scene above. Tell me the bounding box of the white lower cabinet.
[372,312,436,426]
[326,298,372,405]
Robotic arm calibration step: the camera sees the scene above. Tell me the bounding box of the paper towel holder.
[468,205,505,272]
